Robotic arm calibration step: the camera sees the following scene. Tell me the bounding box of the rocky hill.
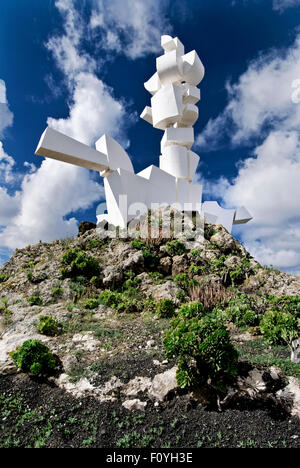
[0,214,299,448]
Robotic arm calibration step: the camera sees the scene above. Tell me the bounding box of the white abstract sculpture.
[35,35,252,233]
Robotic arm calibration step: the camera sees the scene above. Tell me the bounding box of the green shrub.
[218,293,259,327]
[52,283,63,297]
[166,240,186,256]
[173,273,197,291]
[84,238,104,250]
[189,263,200,275]
[38,316,61,336]
[98,288,144,314]
[190,249,200,258]
[131,238,147,250]
[176,290,186,304]
[142,250,159,269]
[83,298,99,310]
[164,302,238,390]
[26,272,33,282]
[131,239,159,269]
[265,295,300,318]
[0,272,8,283]
[259,310,299,346]
[60,248,99,279]
[156,299,175,318]
[27,294,43,306]
[11,340,56,376]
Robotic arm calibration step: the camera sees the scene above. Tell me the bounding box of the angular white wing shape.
[233,206,253,225]
[35,127,109,172]
[95,134,134,174]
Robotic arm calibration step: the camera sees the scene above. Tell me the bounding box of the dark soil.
[0,373,299,448]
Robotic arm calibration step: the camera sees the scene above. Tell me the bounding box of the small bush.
[176,290,186,304]
[60,248,99,279]
[83,298,99,310]
[38,316,61,336]
[166,240,186,256]
[217,293,260,327]
[131,239,147,250]
[131,239,159,269]
[98,288,144,314]
[259,310,299,346]
[173,273,197,291]
[11,339,56,376]
[156,299,175,318]
[142,250,159,269]
[27,295,43,306]
[190,249,201,258]
[164,302,238,390]
[0,272,8,283]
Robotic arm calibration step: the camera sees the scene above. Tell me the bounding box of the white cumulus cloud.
[197,34,300,274]
[90,0,172,60]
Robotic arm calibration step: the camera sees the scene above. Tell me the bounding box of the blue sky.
[0,0,300,274]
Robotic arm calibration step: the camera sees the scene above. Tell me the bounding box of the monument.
[35,35,252,233]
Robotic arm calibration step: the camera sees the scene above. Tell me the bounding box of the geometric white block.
[95,134,134,174]
[161,35,185,56]
[202,201,235,233]
[156,50,183,86]
[233,206,253,225]
[181,104,199,127]
[35,127,109,173]
[140,106,153,125]
[160,127,194,152]
[182,50,205,86]
[183,84,200,105]
[151,84,183,130]
[160,145,189,180]
[144,72,162,95]
[188,150,200,181]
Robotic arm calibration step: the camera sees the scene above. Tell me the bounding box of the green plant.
[0,272,8,283]
[173,273,197,291]
[131,238,147,250]
[27,294,43,306]
[131,238,159,269]
[142,250,159,269]
[156,299,175,318]
[84,238,104,250]
[26,272,33,282]
[259,310,299,346]
[190,249,201,258]
[98,288,144,314]
[164,302,238,390]
[83,298,99,310]
[52,282,63,297]
[60,248,99,279]
[0,298,11,317]
[38,316,61,336]
[176,289,186,303]
[166,240,186,256]
[10,340,56,376]
[217,293,260,327]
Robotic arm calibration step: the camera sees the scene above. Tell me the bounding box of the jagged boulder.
[78,221,97,236]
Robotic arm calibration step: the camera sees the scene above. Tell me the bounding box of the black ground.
[0,373,299,448]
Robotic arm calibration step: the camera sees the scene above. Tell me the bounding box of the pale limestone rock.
[122,399,147,411]
[148,366,178,401]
